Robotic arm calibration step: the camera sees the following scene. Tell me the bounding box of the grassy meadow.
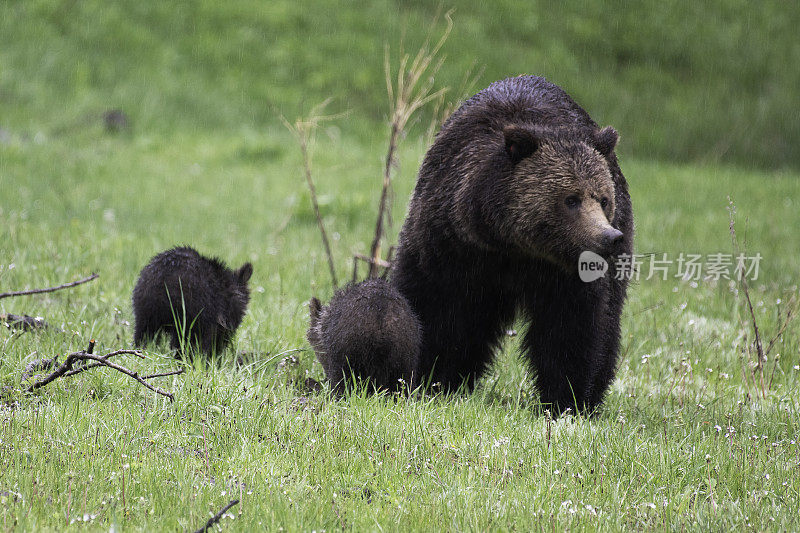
[2,1,800,531]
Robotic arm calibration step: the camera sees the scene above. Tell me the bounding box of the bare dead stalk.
[425,60,484,143]
[767,296,799,390]
[351,252,393,282]
[0,273,98,300]
[282,101,346,288]
[331,497,346,531]
[764,296,798,358]
[366,12,453,278]
[730,196,799,395]
[25,342,179,401]
[299,124,337,288]
[193,499,240,533]
[729,198,766,398]
[352,248,396,281]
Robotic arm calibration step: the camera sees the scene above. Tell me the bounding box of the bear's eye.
[600,197,609,209]
[564,195,581,209]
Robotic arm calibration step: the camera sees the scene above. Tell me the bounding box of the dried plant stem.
[729,198,766,398]
[282,101,345,287]
[764,297,797,358]
[367,12,453,278]
[354,253,391,269]
[300,131,338,287]
[0,273,98,300]
[730,196,798,396]
[766,296,798,390]
[740,275,765,394]
[426,60,484,143]
[368,122,401,278]
[352,248,395,282]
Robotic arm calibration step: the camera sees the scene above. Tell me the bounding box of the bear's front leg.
[588,276,628,409]
[522,274,610,415]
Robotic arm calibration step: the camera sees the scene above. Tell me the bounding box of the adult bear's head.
[483,124,624,270]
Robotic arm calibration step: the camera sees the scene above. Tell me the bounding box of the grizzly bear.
[307,279,421,393]
[391,75,633,414]
[132,246,252,357]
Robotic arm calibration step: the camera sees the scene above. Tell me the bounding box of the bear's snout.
[598,227,624,255]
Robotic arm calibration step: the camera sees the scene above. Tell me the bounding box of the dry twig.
[425,60,484,143]
[140,369,185,380]
[1,313,49,331]
[282,100,346,288]
[193,499,240,533]
[366,12,453,278]
[0,273,98,300]
[351,252,392,283]
[727,198,798,397]
[766,295,799,390]
[729,199,765,396]
[25,340,181,401]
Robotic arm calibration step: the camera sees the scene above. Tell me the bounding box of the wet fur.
[391,75,634,413]
[307,279,421,393]
[132,246,252,357]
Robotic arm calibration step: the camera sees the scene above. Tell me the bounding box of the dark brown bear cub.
[392,75,633,414]
[132,246,252,357]
[307,279,421,393]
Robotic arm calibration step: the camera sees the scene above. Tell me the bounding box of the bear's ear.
[504,125,538,164]
[309,297,322,322]
[236,263,253,284]
[594,126,618,157]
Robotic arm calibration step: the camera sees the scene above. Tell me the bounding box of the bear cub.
[132,246,252,357]
[307,278,421,393]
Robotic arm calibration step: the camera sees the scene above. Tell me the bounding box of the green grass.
[2,2,800,531]
[2,127,799,531]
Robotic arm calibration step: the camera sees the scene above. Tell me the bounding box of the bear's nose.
[600,227,624,249]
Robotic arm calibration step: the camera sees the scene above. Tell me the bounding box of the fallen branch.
[0,273,99,300]
[141,369,185,380]
[61,348,145,378]
[25,341,180,401]
[1,313,49,330]
[193,499,240,533]
[20,355,60,382]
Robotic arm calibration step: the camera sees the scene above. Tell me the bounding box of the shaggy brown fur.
[132,246,252,357]
[307,279,421,393]
[391,75,633,413]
